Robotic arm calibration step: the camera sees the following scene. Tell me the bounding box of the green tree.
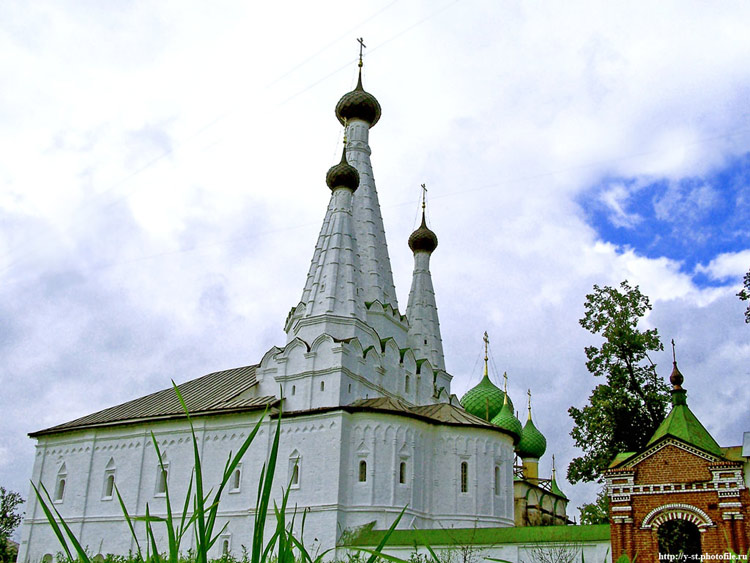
[567,280,670,484]
[738,269,750,323]
[0,487,24,563]
[578,487,609,525]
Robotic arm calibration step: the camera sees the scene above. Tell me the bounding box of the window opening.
[156,464,169,495]
[320,381,325,391]
[291,385,296,396]
[230,466,242,492]
[405,376,410,393]
[358,460,367,482]
[399,461,406,484]
[494,466,500,495]
[460,461,468,493]
[54,463,67,502]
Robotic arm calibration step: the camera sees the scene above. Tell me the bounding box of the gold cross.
[421,183,427,210]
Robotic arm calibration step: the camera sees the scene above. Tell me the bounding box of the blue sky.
[581,151,750,285]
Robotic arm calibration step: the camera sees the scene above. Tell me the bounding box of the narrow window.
[222,539,229,555]
[494,465,500,495]
[399,461,406,484]
[289,452,301,488]
[348,383,352,393]
[405,376,410,393]
[291,385,296,396]
[230,466,242,492]
[102,458,116,500]
[291,462,299,486]
[156,465,169,495]
[220,534,231,556]
[320,381,325,391]
[54,463,67,502]
[358,460,367,482]
[460,461,468,493]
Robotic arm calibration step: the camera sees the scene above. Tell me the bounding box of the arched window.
[289,451,301,488]
[494,465,500,495]
[155,455,169,496]
[358,460,367,482]
[460,461,468,493]
[230,465,242,492]
[220,534,232,556]
[399,461,406,484]
[320,381,325,391]
[102,458,116,500]
[291,385,296,396]
[54,463,67,502]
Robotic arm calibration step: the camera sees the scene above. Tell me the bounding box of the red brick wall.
[608,443,750,559]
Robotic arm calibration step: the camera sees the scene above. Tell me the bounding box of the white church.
[19,56,569,561]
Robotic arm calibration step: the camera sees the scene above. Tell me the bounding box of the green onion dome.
[325,147,359,191]
[335,70,381,128]
[490,398,522,443]
[517,416,547,459]
[460,376,513,422]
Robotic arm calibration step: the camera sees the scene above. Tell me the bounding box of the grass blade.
[114,483,144,561]
[30,482,74,561]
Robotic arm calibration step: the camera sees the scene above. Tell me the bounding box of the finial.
[421,183,427,211]
[483,332,489,378]
[552,454,557,478]
[527,389,532,420]
[669,338,684,390]
[503,371,508,393]
[357,37,366,68]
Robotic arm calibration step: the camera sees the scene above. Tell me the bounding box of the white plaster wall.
[20,407,514,562]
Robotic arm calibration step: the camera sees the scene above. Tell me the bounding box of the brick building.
[606,361,749,558]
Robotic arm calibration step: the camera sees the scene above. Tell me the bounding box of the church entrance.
[657,520,701,556]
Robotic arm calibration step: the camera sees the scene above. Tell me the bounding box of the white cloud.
[696,249,750,281]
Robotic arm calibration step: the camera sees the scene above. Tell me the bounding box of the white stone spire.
[345,118,399,309]
[406,198,445,370]
[286,146,366,343]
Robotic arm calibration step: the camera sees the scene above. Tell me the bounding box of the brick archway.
[641,503,714,531]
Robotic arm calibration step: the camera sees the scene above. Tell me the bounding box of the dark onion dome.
[335,70,381,128]
[325,147,359,191]
[669,361,684,388]
[408,212,438,253]
[490,397,522,443]
[460,376,514,422]
[517,416,547,459]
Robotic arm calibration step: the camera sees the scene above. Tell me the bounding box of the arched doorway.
[658,519,701,556]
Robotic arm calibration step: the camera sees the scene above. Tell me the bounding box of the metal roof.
[30,365,275,437]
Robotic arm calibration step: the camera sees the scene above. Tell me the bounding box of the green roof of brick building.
[646,386,723,458]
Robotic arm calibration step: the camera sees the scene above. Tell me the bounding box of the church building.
[18,55,566,562]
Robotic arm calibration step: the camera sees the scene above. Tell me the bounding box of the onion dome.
[549,456,567,498]
[325,147,359,191]
[408,211,438,253]
[490,396,522,443]
[517,416,547,459]
[335,69,381,128]
[460,375,507,421]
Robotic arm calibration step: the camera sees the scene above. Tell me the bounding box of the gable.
[632,442,714,484]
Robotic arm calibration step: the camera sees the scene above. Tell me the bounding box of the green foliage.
[738,269,750,323]
[1,486,24,563]
[577,488,609,526]
[568,281,670,483]
[657,519,700,555]
[32,382,403,563]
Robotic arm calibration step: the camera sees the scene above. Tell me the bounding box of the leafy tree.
[0,487,24,563]
[578,487,609,525]
[738,269,750,323]
[567,280,670,484]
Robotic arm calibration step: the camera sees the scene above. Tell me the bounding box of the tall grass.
[33,382,402,563]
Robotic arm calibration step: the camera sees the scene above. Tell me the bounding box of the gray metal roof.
[30,365,276,437]
[346,396,514,434]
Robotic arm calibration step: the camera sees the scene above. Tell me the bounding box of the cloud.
[696,249,750,281]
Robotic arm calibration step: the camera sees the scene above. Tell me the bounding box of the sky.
[2,0,750,532]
